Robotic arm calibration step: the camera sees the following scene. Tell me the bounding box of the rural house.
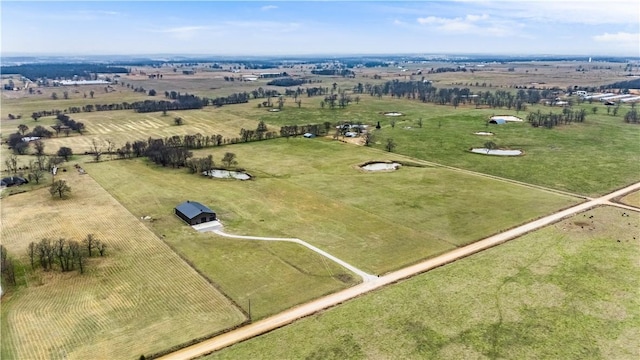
[174,200,216,225]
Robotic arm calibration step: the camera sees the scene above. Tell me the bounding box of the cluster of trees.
[624,108,639,123]
[280,123,332,138]
[26,235,105,275]
[53,114,85,135]
[1,245,16,287]
[526,109,587,129]
[321,92,353,109]
[311,69,355,77]
[186,154,215,174]
[266,78,306,87]
[114,134,226,160]
[185,152,238,174]
[134,94,206,113]
[239,121,278,142]
[143,138,193,168]
[427,66,467,74]
[6,126,54,154]
[362,80,557,110]
[3,143,65,185]
[0,64,128,81]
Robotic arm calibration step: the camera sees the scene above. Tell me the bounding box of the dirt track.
[159,182,640,360]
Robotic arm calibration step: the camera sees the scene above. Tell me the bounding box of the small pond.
[474,131,494,136]
[383,112,403,116]
[361,162,401,171]
[470,148,523,156]
[203,170,252,180]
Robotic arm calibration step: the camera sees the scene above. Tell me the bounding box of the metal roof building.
[174,201,216,225]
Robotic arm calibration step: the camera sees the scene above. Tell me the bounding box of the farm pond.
[470,148,523,156]
[203,170,252,180]
[361,162,402,171]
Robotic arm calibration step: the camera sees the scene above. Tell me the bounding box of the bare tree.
[18,124,29,135]
[106,139,115,160]
[28,242,37,269]
[28,160,45,184]
[4,155,18,174]
[33,140,45,156]
[363,132,375,146]
[83,234,96,257]
[50,180,71,198]
[417,118,423,128]
[95,240,107,257]
[91,138,103,162]
[385,138,397,152]
[221,152,237,168]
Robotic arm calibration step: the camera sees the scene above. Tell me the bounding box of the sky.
[1,0,639,57]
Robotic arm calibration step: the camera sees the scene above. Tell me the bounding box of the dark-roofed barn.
[174,201,216,225]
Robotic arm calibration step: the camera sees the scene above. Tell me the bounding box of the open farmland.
[0,170,246,359]
[2,55,638,359]
[1,106,261,154]
[206,205,640,360]
[241,96,640,197]
[84,138,578,317]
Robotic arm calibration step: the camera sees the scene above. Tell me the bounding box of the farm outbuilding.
[174,201,216,225]
[1,176,29,187]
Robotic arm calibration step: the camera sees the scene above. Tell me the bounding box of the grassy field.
[0,170,246,359]
[242,97,640,197]
[84,138,577,318]
[620,190,640,208]
[207,205,640,360]
[1,105,261,154]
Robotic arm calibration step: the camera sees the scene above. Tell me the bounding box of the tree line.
[0,63,128,81]
[27,235,106,275]
[360,80,560,110]
[526,108,587,129]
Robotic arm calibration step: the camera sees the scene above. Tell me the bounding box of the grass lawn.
[207,206,640,360]
[0,170,245,359]
[85,138,577,317]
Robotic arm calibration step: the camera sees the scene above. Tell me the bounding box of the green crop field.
[207,206,640,360]
[0,171,245,359]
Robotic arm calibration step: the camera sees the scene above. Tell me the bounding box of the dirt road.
[159,182,640,360]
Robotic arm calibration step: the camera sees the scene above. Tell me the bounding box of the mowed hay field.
[207,206,640,360]
[86,138,579,275]
[1,105,261,154]
[0,171,246,359]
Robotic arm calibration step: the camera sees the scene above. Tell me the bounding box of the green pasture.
[208,206,640,360]
[246,97,639,196]
[85,138,576,316]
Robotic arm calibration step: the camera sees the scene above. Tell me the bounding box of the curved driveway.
[162,182,640,360]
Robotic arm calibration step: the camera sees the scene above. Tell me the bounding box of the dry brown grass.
[620,190,640,208]
[0,170,245,359]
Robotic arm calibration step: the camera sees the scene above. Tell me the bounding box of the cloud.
[460,0,640,25]
[593,32,640,52]
[156,26,211,34]
[417,14,497,34]
[261,5,278,11]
